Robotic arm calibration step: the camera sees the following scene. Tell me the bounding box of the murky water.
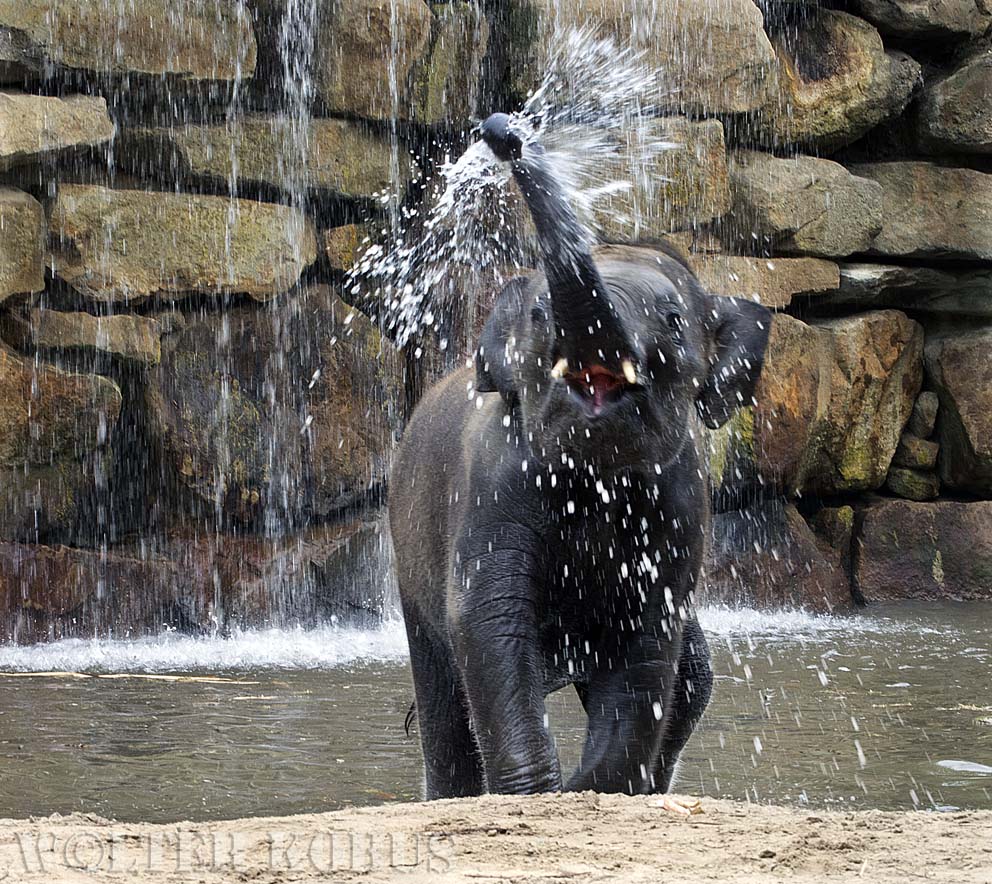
[0,602,989,822]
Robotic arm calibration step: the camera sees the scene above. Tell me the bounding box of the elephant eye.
[531,303,548,324]
[666,312,684,339]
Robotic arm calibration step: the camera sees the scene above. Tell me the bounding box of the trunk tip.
[479,113,523,162]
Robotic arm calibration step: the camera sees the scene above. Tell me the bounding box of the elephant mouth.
[563,364,635,416]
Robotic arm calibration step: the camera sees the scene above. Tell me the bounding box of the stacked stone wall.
[1,0,989,638]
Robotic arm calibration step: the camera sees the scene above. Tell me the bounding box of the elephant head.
[476,112,772,471]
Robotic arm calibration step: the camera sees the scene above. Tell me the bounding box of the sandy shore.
[2,793,990,883]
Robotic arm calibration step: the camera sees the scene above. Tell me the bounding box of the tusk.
[551,358,568,379]
[621,359,637,385]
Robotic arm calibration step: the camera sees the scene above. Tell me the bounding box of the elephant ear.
[475,276,529,401]
[696,295,772,430]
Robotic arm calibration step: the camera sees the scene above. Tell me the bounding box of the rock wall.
[1,0,989,639]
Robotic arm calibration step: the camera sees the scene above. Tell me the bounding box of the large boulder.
[121,116,414,200]
[690,256,839,309]
[850,162,992,261]
[708,313,824,499]
[506,0,777,114]
[26,309,162,367]
[0,188,43,302]
[133,517,393,630]
[855,500,992,601]
[849,0,992,41]
[728,152,883,258]
[805,311,923,495]
[314,0,487,124]
[145,287,403,527]
[409,1,490,126]
[0,515,394,641]
[48,184,317,305]
[593,118,731,238]
[0,542,189,642]
[925,328,992,496]
[815,263,992,318]
[0,0,257,79]
[0,92,114,170]
[705,501,852,612]
[709,310,923,497]
[757,11,920,152]
[0,345,122,542]
[917,47,992,155]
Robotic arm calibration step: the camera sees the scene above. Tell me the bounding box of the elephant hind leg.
[654,617,713,793]
[407,623,486,799]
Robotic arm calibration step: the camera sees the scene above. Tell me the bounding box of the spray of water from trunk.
[349,27,677,353]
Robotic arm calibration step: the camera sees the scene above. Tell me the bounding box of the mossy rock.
[49,184,316,305]
[0,188,44,302]
[0,345,121,541]
[146,288,403,527]
[0,0,256,79]
[122,117,414,199]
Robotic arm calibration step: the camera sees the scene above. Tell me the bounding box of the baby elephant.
[390,113,771,799]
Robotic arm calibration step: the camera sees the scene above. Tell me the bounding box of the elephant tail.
[403,700,417,737]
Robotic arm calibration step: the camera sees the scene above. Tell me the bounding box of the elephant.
[389,112,772,799]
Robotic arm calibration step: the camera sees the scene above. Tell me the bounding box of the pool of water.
[0,602,990,822]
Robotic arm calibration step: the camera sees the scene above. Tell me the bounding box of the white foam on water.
[0,622,411,674]
[698,603,955,642]
[698,605,887,639]
[0,605,918,674]
[937,760,992,775]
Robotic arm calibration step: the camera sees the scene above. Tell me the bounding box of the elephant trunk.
[479,113,636,379]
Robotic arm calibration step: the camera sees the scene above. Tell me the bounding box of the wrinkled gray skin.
[390,115,771,798]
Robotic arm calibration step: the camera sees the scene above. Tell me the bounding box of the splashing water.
[350,27,679,351]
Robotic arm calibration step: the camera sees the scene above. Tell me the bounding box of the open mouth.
[562,364,634,415]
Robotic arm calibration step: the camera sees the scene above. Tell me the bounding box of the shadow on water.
[0,600,989,822]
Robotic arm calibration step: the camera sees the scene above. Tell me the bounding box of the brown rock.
[322,225,371,273]
[706,501,852,612]
[850,0,992,41]
[48,185,317,304]
[508,0,777,114]
[758,11,921,151]
[851,162,992,261]
[918,46,992,155]
[0,543,180,619]
[146,287,403,526]
[892,433,939,470]
[908,391,939,439]
[27,309,162,367]
[315,0,433,121]
[0,92,115,170]
[0,188,43,302]
[410,1,490,125]
[593,117,731,237]
[806,311,923,494]
[0,344,121,542]
[925,328,992,495]
[819,263,992,318]
[690,256,839,309]
[709,310,924,497]
[708,314,824,496]
[810,504,856,576]
[122,116,413,199]
[886,466,940,500]
[856,500,992,601]
[0,0,257,79]
[728,151,883,258]
[125,516,392,631]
